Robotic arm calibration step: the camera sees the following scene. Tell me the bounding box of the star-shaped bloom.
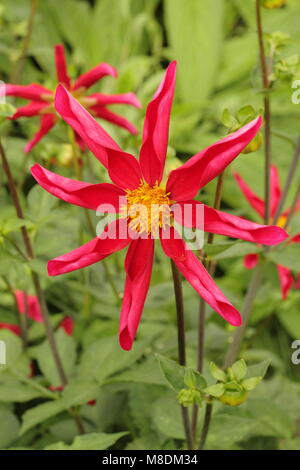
[31,62,288,350]
[234,165,300,299]
[2,44,140,152]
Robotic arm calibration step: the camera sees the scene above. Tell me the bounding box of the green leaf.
[0,408,20,448]
[214,242,261,260]
[45,432,128,450]
[152,395,184,439]
[27,185,57,222]
[266,244,300,271]
[157,355,185,392]
[0,103,16,123]
[246,359,270,380]
[242,377,262,391]
[78,337,148,385]
[20,400,66,435]
[61,382,99,408]
[1,217,34,235]
[204,383,225,398]
[209,362,226,382]
[165,0,224,107]
[33,329,76,387]
[221,108,237,129]
[231,359,247,381]
[0,382,44,402]
[206,413,256,449]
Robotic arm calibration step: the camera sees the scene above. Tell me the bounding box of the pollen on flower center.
[123,181,174,235]
[276,215,287,228]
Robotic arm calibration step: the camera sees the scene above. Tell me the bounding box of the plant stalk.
[170,260,193,450]
[256,0,271,225]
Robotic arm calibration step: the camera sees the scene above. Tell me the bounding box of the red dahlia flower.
[31,62,288,350]
[2,44,140,153]
[234,165,300,299]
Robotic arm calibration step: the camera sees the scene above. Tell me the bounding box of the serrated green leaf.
[210,362,226,382]
[231,359,247,381]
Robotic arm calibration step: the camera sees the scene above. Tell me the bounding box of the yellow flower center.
[124,181,174,236]
[277,215,287,228]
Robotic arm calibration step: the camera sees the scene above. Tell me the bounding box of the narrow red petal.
[139,61,177,185]
[119,238,154,350]
[31,163,125,211]
[175,200,288,245]
[1,84,52,100]
[277,265,294,300]
[14,290,43,322]
[167,117,262,201]
[24,114,57,153]
[48,219,130,276]
[244,253,259,270]
[107,150,142,190]
[11,101,49,119]
[234,173,265,219]
[270,165,282,218]
[160,230,241,326]
[55,84,122,167]
[54,44,71,89]
[73,63,117,91]
[88,92,141,108]
[92,106,138,135]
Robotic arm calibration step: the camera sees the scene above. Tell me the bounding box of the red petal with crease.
[11,101,49,119]
[14,290,43,322]
[234,173,265,219]
[160,230,241,326]
[24,114,57,153]
[139,61,176,185]
[174,201,288,245]
[31,163,125,211]
[107,150,142,190]
[73,63,117,90]
[1,84,52,100]
[48,219,130,276]
[92,106,138,135]
[54,44,71,89]
[277,265,294,300]
[88,92,141,108]
[289,233,300,244]
[55,84,122,167]
[119,238,154,350]
[167,117,262,201]
[244,253,259,270]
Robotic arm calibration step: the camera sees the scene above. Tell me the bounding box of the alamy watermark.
[291,340,300,365]
[0,81,6,104]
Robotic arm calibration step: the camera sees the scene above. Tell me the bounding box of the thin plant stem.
[273,135,300,225]
[192,171,225,440]
[198,402,213,450]
[170,260,193,450]
[10,0,38,84]
[223,265,264,368]
[256,0,272,224]
[0,137,85,434]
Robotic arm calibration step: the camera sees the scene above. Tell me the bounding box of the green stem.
[256,0,272,225]
[0,137,85,435]
[10,0,38,84]
[170,260,193,450]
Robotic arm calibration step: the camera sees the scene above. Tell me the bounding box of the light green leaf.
[246,359,270,380]
[157,355,185,392]
[231,359,247,381]
[209,362,226,382]
[45,432,128,450]
[0,409,20,448]
[242,377,262,391]
[61,382,99,408]
[266,245,300,271]
[20,400,66,435]
[165,0,224,107]
[34,329,76,387]
[204,383,225,398]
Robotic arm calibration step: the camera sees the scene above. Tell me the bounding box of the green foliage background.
[0,0,300,450]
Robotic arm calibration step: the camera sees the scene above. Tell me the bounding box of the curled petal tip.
[268,225,289,244]
[119,329,133,351]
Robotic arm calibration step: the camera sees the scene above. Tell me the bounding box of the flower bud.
[177,388,202,407]
[242,132,263,154]
[218,389,248,406]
